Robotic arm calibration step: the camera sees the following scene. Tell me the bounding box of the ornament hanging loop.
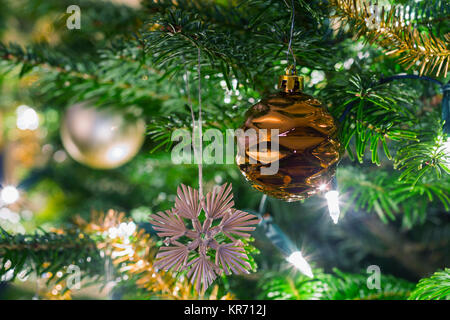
[286,0,296,69]
[278,65,304,93]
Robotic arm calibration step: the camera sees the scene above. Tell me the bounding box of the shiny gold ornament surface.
[60,102,146,169]
[237,67,341,201]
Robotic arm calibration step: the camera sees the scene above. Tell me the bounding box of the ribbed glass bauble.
[237,68,341,201]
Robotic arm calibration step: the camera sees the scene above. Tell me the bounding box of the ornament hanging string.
[182,57,199,189]
[286,0,296,70]
[182,49,204,199]
[182,57,195,129]
[32,261,40,300]
[104,256,114,299]
[197,47,203,198]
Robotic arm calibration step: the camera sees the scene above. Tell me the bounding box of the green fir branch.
[337,167,449,227]
[258,268,415,300]
[0,227,104,285]
[408,268,450,300]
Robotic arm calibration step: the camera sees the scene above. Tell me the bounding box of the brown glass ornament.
[237,67,341,201]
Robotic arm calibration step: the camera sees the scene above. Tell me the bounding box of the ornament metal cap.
[278,65,304,93]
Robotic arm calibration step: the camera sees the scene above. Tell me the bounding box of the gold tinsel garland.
[329,0,449,77]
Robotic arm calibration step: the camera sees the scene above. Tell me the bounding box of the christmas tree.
[0,0,449,301]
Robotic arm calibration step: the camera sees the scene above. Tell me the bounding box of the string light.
[1,186,20,205]
[325,190,340,224]
[321,177,341,224]
[286,251,313,278]
[257,195,314,278]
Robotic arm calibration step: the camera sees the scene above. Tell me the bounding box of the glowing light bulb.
[1,186,20,205]
[325,190,340,224]
[16,105,39,130]
[286,251,313,278]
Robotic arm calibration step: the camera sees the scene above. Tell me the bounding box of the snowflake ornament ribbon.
[150,183,260,293]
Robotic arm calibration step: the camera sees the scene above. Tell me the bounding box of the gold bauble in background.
[237,67,341,201]
[60,102,146,169]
